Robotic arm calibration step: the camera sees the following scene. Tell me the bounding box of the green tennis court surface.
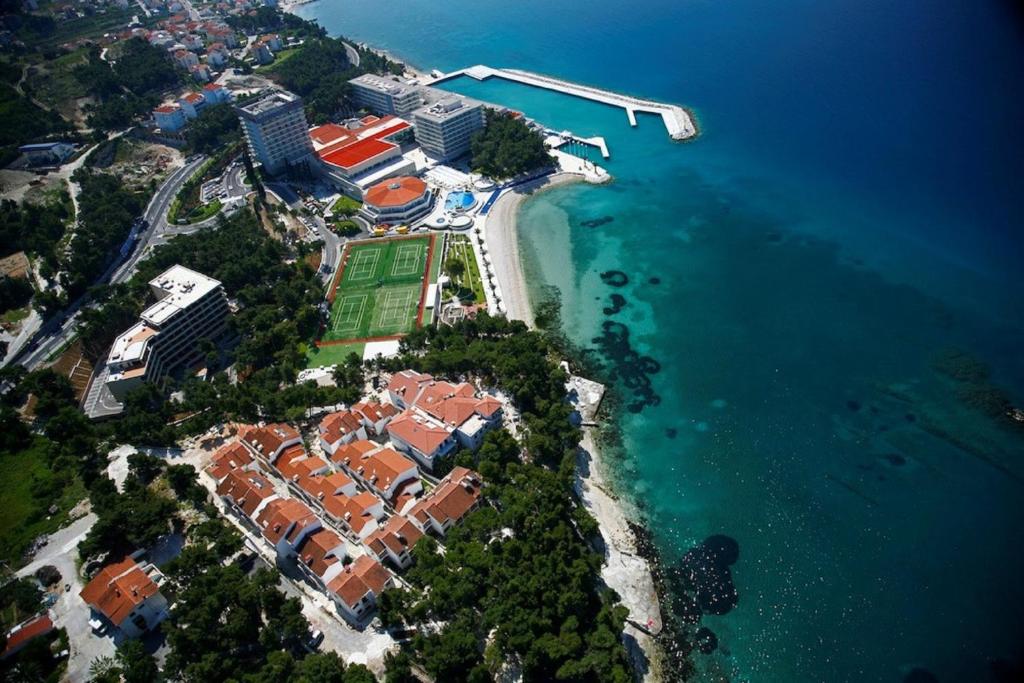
[325,237,431,341]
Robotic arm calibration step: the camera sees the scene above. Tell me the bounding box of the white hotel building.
[348,75,486,161]
[412,96,485,161]
[236,90,314,176]
[104,265,229,402]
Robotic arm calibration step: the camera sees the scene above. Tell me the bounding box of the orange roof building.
[255,498,321,557]
[386,410,457,470]
[326,555,394,623]
[351,400,400,435]
[79,558,168,638]
[216,469,278,519]
[406,467,483,536]
[295,527,347,584]
[205,440,254,482]
[332,441,421,502]
[2,614,54,660]
[322,490,384,538]
[365,514,423,570]
[297,470,357,503]
[361,176,433,225]
[318,410,367,455]
[386,370,433,408]
[243,423,302,463]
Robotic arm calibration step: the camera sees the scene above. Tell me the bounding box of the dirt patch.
[103,139,184,191]
[49,339,94,403]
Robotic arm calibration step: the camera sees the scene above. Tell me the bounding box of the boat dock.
[431,65,697,141]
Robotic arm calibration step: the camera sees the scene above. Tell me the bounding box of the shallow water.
[300,0,1024,679]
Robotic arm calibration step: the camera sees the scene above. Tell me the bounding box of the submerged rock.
[603,293,627,315]
[580,215,615,228]
[600,270,629,287]
[694,627,718,654]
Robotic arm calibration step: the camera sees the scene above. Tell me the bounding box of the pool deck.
[430,65,697,141]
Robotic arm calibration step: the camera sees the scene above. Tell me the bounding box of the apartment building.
[105,266,228,402]
[349,74,424,117]
[412,96,485,161]
[235,90,314,175]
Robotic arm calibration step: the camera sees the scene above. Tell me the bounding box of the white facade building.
[412,97,485,161]
[236,90,314,175]
[349,74,424,117]
[105,266,229,402]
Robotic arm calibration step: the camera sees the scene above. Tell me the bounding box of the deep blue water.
[299,1,1024,680]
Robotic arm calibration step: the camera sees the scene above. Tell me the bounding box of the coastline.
[577,426,666,681]
[485,176,667,677]
[275,5,667,676]
[481,172,583,328]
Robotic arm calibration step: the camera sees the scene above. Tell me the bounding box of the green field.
[0,437,86,567]
[324,237,431,341]
[306,341,365,368]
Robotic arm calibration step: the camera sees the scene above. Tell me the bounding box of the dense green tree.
[470,109,552,179]
[185,103,241,154]
[116,639,159,683]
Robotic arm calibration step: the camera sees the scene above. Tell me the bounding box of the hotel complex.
[104,265,229,402]
[347,75,487,161]
[349,74,424,117]
[236,90,314,175]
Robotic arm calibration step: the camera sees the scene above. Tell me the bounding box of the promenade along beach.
[298,0,1024,681]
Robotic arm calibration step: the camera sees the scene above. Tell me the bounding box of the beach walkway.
[432,65,697,141]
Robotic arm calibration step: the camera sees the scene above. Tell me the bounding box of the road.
[16,513,113,683]
[11,155,208,371]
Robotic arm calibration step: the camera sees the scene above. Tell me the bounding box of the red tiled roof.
[322,492,380,534]
[387,411,452,456]
[256,498,318,546]
[335,442,416,493]
[278,453,327,482]
[154,105,179,114]
[326,555,391,608]
[408,467,482,529]
[296,528,344,578]
[206,441,253,481]
[243,423,300,460]
[321,137,396,171]
[298,470,354,501]
[310,123,355,147]
[364,176,428,209]
[216,469,276,517]
[352,400,400,424]
[365,514,422,559]
[79,558,160,627]
[319,410,363,445]
[2,615,54,658]
[387,370,433,403]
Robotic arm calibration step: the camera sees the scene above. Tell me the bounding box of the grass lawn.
[306,341,365,368]
[329,194,361,216]
[324,236,432,342]
[1,305,31,325]
[444,235,486,303]
[0,437,87,568]
[259,47,301,71]
[187,198,222,223]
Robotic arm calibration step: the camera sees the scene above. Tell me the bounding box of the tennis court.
[324,236,433,342]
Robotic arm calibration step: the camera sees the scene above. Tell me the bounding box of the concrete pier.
[434,65,696,141]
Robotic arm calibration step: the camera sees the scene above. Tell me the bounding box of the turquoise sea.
[298,1,1024,680]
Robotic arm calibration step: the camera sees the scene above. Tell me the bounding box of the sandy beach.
[481,173,583,327]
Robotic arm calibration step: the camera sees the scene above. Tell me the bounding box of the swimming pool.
[444,190,476,212]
